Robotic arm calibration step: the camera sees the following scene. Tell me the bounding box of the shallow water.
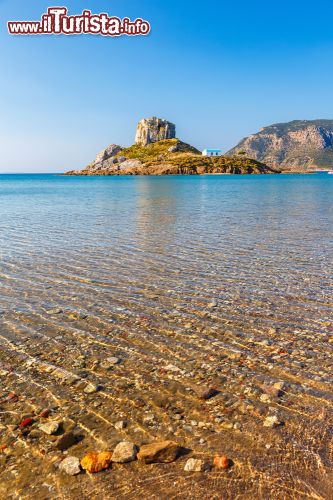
[0,173,332,329]
[0,173,332,499]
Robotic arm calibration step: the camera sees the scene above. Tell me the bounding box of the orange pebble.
[213,455,230,469]
[80,452,113,473]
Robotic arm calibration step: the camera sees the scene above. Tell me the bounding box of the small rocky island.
[66,117,279,176]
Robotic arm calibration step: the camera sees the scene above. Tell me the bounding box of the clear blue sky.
[1,0,333,172]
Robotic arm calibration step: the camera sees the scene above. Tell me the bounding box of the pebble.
[184,458,211,472]
[29,430,42,439]
[69,312,87,320]
[115,420,127,430]
[80,451,113,473]
[39,421,60,435]
[221,422,233,430]
[194,386,219,400]
[262,384,283,398]
[111,441,137,463]
[19,417,34,428]
[39,408,51,418]
[107,356,121,365]
[46,308,63,315]
[59,456,81,476]
[137,441,182,464]
[84,383,98,394]
[207,300,218,309]
[213,455,230,469]
[263,415,281,428]
[165,364,182,373]
[273,381,286,391]
[101,357,121,369]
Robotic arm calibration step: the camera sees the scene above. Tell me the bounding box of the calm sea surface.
[0,173,332,329]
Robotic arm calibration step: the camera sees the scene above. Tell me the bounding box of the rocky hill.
[135,117,176,146]
[66,117,279,176]
[227,120,333,170]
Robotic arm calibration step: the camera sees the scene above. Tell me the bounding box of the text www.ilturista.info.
[7,7,151,36]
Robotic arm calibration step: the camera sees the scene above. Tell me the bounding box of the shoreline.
[62,170,318,176]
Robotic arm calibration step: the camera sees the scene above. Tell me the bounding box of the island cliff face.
[135,117,176,146]
[227,120,333,170]
[66,117,279,176]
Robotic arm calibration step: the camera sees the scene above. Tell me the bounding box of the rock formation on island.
[227,119,333,170]
[85,144,124,174]
[135,117,176,146]
[66,117,279,176]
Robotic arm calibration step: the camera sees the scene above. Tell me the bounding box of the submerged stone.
[80,451,113,473]
[263,415,281,428]
[111,441,137,463]
[137,441,182,464]
[184,458,211,472]
[39,421,60,435]
[59,456,81,476]
[213,455,231,470]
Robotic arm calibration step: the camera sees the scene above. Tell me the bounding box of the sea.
[0,172,332,497]
[0,173,331,330]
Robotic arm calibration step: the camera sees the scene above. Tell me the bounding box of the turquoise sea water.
[0,172,332,331]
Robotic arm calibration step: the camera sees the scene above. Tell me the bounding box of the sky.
[1,0,333,172]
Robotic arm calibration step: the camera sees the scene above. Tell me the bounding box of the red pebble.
[39,409,50,418]
[19,417,33,428]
